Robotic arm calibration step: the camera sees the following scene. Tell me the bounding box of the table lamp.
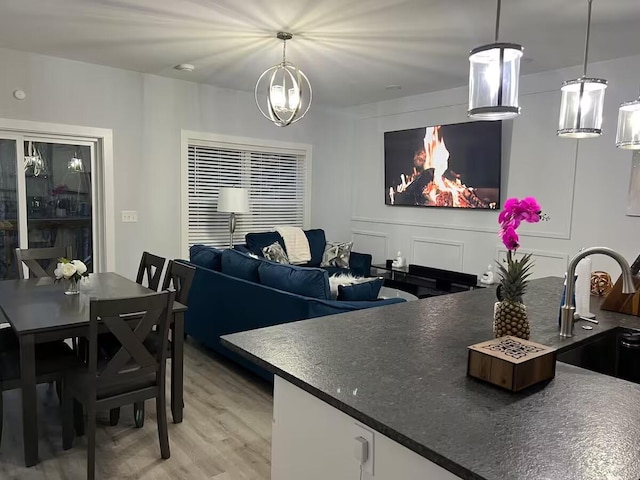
[217,187,249,248]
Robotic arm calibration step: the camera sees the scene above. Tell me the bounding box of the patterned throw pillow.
[320,241,353,269]
[262,242,289,264]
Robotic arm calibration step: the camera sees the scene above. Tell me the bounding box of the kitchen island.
[221,277,640,480]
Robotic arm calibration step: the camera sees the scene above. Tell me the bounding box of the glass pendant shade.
[616,98,640,149]
[255,32,312,127]
[557,78,607,138]
[468,43,523,120]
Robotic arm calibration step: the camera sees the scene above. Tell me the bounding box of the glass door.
[0,138,20,279]
[22,140,94,273]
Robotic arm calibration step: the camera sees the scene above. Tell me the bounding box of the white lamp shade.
[557,78,607,138]
[217,187,249,213]
[616,98,640,150]
[468,42,523,120]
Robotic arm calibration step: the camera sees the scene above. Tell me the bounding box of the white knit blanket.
[275,226,311,264]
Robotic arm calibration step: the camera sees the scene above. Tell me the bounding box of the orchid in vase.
[494,197,548,339]
[54,258,89,295]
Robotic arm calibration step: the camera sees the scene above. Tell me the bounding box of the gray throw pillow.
[262,242,289,264]
[321,241,353,269]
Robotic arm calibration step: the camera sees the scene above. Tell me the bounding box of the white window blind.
[187,142,307,249]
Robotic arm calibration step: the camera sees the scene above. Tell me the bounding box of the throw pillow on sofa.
[190,244,223,271]
[321,241,353,269]
[246,231,286,257]
[262,242,289,264]
[338,278,384,301]
[303,229,327,267]
[221,249,263,283]
[258,261,331,300]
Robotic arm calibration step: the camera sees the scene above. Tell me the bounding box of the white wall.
[348,54,640,280]
[0,47,353,278]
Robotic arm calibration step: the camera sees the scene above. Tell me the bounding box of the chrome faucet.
[560,247,636,337]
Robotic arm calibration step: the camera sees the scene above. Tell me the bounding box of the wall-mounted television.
[384,121,502,209]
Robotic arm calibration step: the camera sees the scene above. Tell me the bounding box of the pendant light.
[255,32,312,127]
[616,88,640,149]
[557,0,607,138]
[468,0,523,120]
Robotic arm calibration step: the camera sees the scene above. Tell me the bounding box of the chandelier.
[255,32,312,127]
[468,0,523,120]
[557,0,607,139]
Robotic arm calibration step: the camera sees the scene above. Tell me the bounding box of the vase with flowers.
[494,197,548,339]
[54,258,89,295]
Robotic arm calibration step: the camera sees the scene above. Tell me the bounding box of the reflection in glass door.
[0,139,19,279]
[23,141,94,273]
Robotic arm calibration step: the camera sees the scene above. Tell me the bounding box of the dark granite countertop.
[221,277,640,480]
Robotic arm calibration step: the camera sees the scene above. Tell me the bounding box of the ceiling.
[0,0,639,107]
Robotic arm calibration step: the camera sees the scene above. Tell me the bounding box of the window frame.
[180,130,312,257]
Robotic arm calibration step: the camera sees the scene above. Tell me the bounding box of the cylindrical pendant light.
[468,0,523,120]
[616,90,640,150]
[557,0,607,138]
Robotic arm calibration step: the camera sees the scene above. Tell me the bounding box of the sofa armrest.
[307,297,405,318]
[349,251,372,277]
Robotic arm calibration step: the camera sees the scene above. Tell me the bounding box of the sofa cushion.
[246,232,285,257]
[190,244,223,271]
[221,249,263,283]
[321,241,353,269]
[262,242,290,264]
[258,262,331,300]
[338,278,384,301]
[304,229,326,267]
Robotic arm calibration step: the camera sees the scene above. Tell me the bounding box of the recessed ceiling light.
[173,64,195,72]
[385,85,402,90]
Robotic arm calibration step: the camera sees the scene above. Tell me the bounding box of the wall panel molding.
[411,237,465,271]
[351,230,389,262]
[353,216,570,240]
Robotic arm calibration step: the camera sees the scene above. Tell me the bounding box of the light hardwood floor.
[0,340,273,479]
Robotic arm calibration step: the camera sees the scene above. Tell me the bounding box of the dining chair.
[136,252,167,291]
[62,291,175,480]
[15,246,73,279]
[131,260,195,426]
[103,251,166,427]
[110,260,195,428]
[0,329,78,446]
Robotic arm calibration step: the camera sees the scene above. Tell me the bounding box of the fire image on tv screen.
[384,121,502,209]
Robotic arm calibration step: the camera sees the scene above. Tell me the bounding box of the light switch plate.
[353,423,374,476]
[121,210,138,223]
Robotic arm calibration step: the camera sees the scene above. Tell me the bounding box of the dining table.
[0,272,187,467]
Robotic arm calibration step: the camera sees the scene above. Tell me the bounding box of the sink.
[557,327,640,384]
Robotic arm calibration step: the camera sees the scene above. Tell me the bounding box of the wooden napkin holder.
[467,336,557,392]
[600,275,640,316]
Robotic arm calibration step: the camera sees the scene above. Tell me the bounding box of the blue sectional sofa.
[183,245,405,381]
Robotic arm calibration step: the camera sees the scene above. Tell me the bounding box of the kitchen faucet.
[560,247,636,338]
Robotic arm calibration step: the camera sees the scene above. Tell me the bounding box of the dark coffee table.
[372,263,486,299]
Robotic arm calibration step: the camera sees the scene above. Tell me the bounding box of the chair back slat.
[87,292,174,387]
[161,260,195,305]
[136,252,166,291]
[15,246,73,279]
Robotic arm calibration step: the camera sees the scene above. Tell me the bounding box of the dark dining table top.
[0,272,187,335]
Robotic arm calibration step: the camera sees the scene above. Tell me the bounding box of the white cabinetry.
[272,376,461,480]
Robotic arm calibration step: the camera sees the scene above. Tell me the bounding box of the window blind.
[187,142,307,249]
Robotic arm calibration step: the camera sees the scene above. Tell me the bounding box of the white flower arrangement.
[54,257,89,283]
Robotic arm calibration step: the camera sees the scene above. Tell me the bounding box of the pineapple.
[494,252,533,340]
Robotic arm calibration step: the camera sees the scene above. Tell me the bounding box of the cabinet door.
[272,376,461,480]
